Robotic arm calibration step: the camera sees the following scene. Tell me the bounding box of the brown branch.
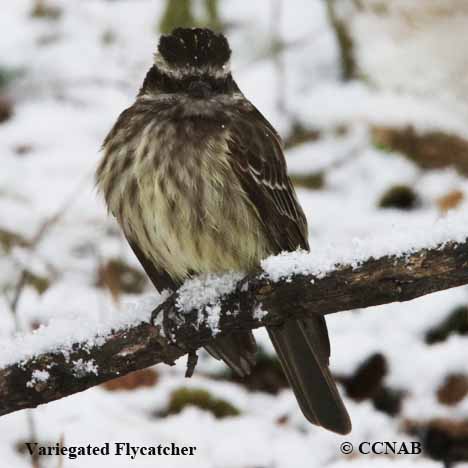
[1,240,468,417]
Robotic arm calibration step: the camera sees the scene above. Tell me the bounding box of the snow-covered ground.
[0,1,467,467]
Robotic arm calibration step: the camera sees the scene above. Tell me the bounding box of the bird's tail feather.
[205,331,257,377]
[267,317,351,434]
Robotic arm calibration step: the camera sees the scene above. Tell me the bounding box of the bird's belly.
[120,164,270,282]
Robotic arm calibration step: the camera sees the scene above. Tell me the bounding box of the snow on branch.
[0,238,468,417]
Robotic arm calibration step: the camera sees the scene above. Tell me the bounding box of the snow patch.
[253,304,268,321]
[26,369,50,388]
[73,358,99,377]
[0,295,163,369]
[175,273,244,335]
[262,210,468,281]
[176,273,244,313]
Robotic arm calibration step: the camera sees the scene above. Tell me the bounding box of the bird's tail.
[205,330,257,377]
[267,316,351,434]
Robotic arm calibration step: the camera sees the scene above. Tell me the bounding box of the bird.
[96,27,351,434]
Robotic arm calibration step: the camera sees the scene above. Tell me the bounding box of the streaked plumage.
[96,28,351,434]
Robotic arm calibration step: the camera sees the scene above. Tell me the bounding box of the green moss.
[0,67,22,91]
[0,228,29,253]
[23,271,50,295]
[101,29,117,46]
[290,172,324,190]
[379,185,420,210]
[158,0,223,34]
[163,387,240,419]
[204,0,222,31]
[373,141,392,153]
[159,0,196,34]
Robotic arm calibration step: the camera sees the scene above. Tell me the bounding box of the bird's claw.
[185,350,198,377]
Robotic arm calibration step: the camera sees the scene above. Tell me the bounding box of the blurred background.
[1,1,468,467]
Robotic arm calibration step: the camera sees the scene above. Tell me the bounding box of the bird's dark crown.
[158,28,231,69]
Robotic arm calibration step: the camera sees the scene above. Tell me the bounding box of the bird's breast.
[102,125,269,281]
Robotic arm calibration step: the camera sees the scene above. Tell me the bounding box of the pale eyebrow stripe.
[153,53,231,80]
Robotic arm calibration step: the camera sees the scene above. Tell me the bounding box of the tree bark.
[0,240,467,417]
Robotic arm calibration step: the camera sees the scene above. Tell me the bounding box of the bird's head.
[140,28,239,99]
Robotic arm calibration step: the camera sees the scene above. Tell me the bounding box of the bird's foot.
[185,350,198,377]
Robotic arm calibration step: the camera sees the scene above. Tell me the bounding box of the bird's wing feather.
[227,107,309,253]
[126,236,179,292]
[227,106,351,434]
[126,236,257,377]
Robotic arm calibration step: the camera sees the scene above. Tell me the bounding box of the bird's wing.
[227,106,351,434]
[125,238,257,378]
[126,236,179,292]
[227,107,309,253]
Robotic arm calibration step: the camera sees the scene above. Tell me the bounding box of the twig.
[26,410,41,468]
[3,175,90,467]
[325,0,358,81]
[0,239,467,417]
